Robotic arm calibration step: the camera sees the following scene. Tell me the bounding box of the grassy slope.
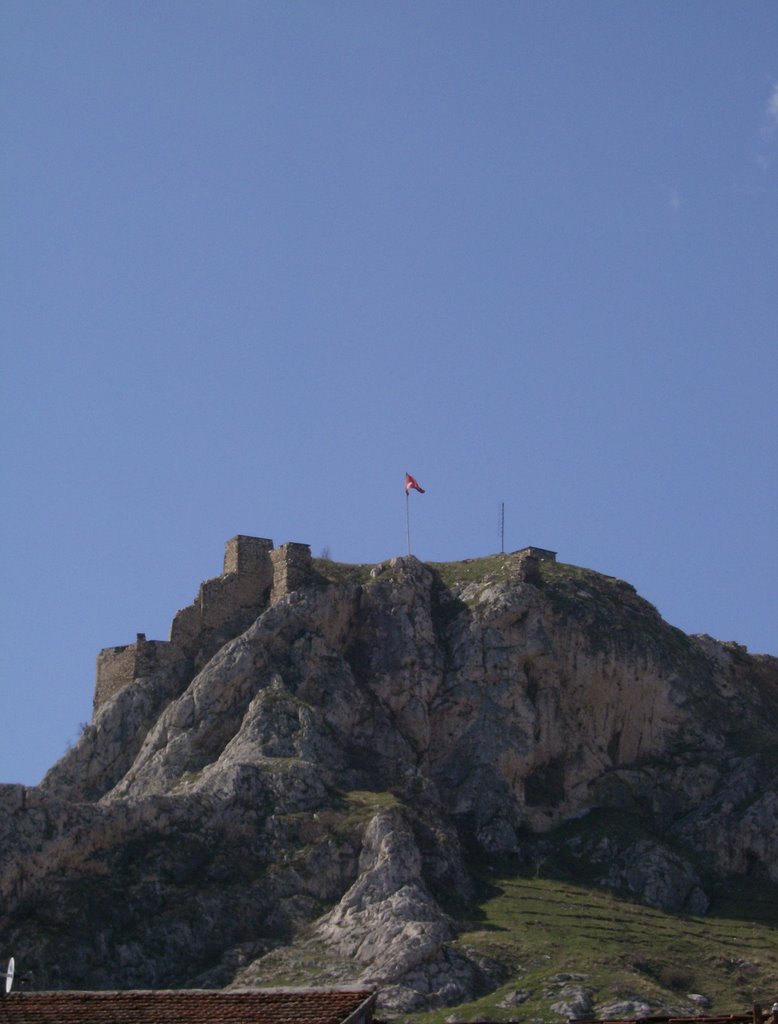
[238,860,778,1019]
[417,869,778,1022]
[239,792,778,1019]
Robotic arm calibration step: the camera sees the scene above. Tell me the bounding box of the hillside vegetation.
[428,869,778,1022]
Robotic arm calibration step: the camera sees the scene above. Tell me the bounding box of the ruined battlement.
[93,536,313,715]
[93,634,181,714]
[271,542,313,603]
[223,535,273,575]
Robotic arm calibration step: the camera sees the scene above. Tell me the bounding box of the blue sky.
[1,1,776,786]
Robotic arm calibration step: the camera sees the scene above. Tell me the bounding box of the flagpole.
[406,491,411,555]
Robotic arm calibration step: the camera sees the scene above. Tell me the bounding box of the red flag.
[405,473,425,495]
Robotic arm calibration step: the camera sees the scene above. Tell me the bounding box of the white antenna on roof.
[1,957,14,995]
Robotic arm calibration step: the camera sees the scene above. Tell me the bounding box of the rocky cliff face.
[1,548,776,1012]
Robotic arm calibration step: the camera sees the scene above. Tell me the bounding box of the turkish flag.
[405,473,425,495]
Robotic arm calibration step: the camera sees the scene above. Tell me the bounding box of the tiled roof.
[575,1013,776,1024]
[0,987,376,1024]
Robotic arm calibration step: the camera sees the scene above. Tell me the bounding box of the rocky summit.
[1,541,777,1015]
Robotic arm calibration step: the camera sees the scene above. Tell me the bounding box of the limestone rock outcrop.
[1,542,776,1011]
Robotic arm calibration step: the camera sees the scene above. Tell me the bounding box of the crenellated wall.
[93,535,313,715]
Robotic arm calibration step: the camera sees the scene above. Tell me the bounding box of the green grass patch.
[430,554,517,589]
[311,559,374,585]
[231,865,778,1020]
[276,788,402,835]
[538,560,593,584]
[412,869,778,1023]
[234,934,362,990]
[313,552,609,592]
[340,788,401,825]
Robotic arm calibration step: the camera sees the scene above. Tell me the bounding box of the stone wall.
[93,536,312,715]
[517,546,557,562]
[166,536,275,664]
[271,543,313,603]
[516,552,541,584]
[223,535,273,575]
[94,642,138,712]
[93,634,180,714]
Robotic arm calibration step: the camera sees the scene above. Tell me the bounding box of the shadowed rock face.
[1,553,776,1011]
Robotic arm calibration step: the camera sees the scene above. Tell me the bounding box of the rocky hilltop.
[1,538,776,1014]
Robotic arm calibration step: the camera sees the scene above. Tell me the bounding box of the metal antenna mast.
[499,502,505,554]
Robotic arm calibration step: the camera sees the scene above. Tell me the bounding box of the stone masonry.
[517,546,557,562]
[514,546,556,585]
[271,543,314,604]
[93,633,182,714]
[93,536,312,715]
[223,535,274,575]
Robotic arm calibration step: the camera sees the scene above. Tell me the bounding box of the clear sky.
[1,1,776,786]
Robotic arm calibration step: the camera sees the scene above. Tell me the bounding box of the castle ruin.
[93,538,558,715]
[93,536,313,715]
